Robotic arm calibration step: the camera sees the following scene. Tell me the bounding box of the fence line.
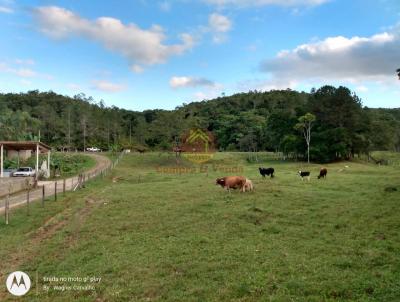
[0,151,126,225]
[354,153,400,167]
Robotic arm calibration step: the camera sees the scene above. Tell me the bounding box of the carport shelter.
[0,141,51,178]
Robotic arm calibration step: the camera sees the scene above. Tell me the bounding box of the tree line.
[0,86,399,163]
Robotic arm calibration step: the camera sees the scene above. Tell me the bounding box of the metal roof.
[0,141,51,151]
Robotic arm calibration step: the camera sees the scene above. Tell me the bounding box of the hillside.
[1,86,399,162]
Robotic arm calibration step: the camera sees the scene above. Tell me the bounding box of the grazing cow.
[259,167,274,178]
[243,178,254,192]
[298,170,311,181]
[216,176,246,192]
[318,168,328,179]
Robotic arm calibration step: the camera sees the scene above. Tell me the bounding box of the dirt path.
[0,153,112,213]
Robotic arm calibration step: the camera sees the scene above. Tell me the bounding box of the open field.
[1,152,399,301]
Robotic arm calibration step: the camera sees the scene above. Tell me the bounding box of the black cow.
[318,168,328,179]
[298,170,310,181]
[259,167,274,178]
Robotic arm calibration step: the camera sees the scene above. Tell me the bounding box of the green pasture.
[0,152,399,301]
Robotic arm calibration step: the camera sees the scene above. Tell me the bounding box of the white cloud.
[13,68,37,77]
[0,62,37,78]
[246,44,258,52]
[209,13,232,32]
[15,59,35,65]
[0,61,55,84]
[0,62,8,71]
[170,76,217,88]
[356,85,369,93]
[0,6,13,13]
[204,0,329,8]
[33,6,195,69]
[170,75,224,101]
[158,1,171,12]
[92,80,126,92]
[260,24,400,84]
[193,86,225,101]
[131,64,144,74]
[208,13,232,44]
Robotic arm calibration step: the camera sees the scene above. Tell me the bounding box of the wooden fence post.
[63,179,66,195]
[5,193,9,225]
[5,185,12,225]
[27,188,30,216]
[54,181,57,201]
[42,185,45,207]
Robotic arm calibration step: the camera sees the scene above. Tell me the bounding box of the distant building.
[0,141,51,178]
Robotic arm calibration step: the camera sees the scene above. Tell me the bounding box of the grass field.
[0,152,399,301]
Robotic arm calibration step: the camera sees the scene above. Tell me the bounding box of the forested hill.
[0,86,399,162]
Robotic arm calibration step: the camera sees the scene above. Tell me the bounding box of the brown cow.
[216,176,246,192]
[318,168,328,179]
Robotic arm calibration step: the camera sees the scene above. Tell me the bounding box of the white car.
[86,147,101,152]
[12,167,36,177]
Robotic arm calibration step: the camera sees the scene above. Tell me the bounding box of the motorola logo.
[6,271,31,296]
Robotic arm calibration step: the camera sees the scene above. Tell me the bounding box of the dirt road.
[0,153,112,213]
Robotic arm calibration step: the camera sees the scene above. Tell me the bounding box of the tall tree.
[295,113,316,163]
[307,86,365,161]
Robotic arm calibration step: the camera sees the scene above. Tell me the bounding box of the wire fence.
[0,151,125,225]
[354,153,400,167]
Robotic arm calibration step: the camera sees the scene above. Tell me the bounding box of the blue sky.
[0,0,399,110]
